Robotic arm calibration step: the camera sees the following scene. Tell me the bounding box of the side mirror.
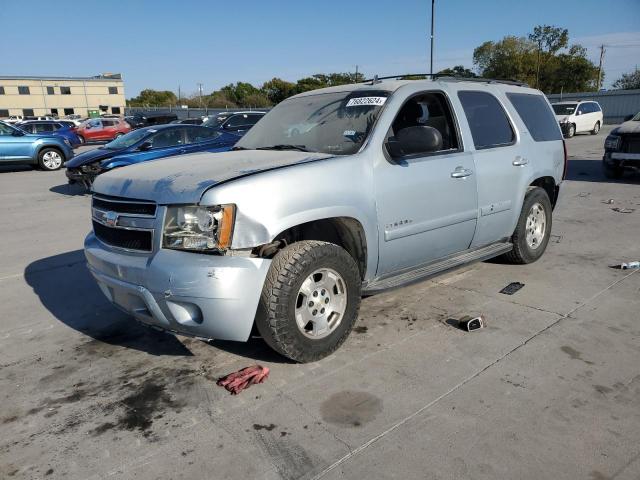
[138,141,152,151]
[386,126,443,157]
[576,111,582,116]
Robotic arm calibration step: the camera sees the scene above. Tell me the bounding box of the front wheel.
[566,124,575,138]
[256,241,361,363]
[38,148,64,171]
[603,161,624,179]
[502,187,552,264]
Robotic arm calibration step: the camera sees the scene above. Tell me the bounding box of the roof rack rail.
[360,74,528,87]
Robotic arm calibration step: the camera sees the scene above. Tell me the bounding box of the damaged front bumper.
[65,165,100,187]
[603,151,640,171]
[84,233,271,342]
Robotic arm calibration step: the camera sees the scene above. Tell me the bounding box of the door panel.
[375,150,478,275]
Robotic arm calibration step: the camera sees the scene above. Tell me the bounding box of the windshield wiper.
[256,144,309,152]
[231,146,250,151]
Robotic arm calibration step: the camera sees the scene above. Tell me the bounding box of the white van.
[552,100,603,137]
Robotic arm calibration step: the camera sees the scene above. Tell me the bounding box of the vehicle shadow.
[0,165,34,173]
[566,158,640,185]
[50,183,90,197]
[24,249,290,362]
[25,250,193,356]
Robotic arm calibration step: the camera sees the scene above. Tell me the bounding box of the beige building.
[0,73,126,118]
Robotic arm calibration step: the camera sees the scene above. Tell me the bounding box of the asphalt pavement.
[1,127,639,480]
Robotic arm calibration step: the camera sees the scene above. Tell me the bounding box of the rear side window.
[186,127,220,143]
[458,91,514,149]
[592,103,601,112]
[506,93,562,142]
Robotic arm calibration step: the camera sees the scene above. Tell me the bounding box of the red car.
[76,118,131,143]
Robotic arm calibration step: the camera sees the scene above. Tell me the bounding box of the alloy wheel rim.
[525,202,546,250]
[295,267,347,339]
[42,151,62,169]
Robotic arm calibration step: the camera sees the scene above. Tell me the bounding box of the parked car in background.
[124,112,178,129]
[0,120,74,170]
[65,124,239,187]
[202,111,265,136]
[602,111,640,178]
[16,120,82,147]
[552,100,603,138]
[3,115,24,124]
[76,118,131,143]
[85,77,565,362]
[170,118,204,125]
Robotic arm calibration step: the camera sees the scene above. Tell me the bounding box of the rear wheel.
[256,241,361,363]
[38,148,64,171]
[503,187,552,264]
[77,135,85,144]
[114,133,124,139]
[591,122,601,135]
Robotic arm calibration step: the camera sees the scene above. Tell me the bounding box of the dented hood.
[616,120,640,134]
[92,149,334,204]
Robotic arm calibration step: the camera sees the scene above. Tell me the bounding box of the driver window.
[150,129,184,148]
[390,92,459,153]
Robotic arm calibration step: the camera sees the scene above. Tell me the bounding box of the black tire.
[256,240,361,363]
[77,135,85,144]
[37,147,65,171]
[566,124,575,138]
[591,122,601,135]
[603,161,624,179]
[502,187,552,265]
[114,133,124,139]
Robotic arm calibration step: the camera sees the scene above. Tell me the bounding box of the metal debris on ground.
[458,315,486,332]
[612,207,635,213]
[500,282,525,295]
[620,261,640,270]
[602,199,615,204]
[217,365,270,395]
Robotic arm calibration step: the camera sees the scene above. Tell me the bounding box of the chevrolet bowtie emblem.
[104,211,118,227]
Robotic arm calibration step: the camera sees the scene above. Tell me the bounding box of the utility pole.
[430,0,435,75]
[178,85,181,105]
[597,44,605,90]
[355,65,359,82]
[197,83,204,109]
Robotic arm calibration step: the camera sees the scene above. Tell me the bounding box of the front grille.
[93,220,153,252]
[621,134,640,154]
[92,195,156,216]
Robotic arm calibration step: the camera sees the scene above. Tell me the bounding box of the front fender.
[200,154,379,281]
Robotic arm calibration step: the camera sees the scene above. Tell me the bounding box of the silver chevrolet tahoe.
[85,77,566,362]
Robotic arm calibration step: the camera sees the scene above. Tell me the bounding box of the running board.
[363,242,513,294]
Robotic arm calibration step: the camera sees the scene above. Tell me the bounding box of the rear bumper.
[84,233,271,341]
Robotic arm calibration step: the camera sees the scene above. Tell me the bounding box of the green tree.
[436,65,477,78]
[127,89,178,107]
[473,26,599,93]
[613,70,640,90]
[261,77,297,104]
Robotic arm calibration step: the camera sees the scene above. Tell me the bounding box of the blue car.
[202,111,265,136]
[0,121,74,171]
[65,124,239,187]
[16,120,83,147]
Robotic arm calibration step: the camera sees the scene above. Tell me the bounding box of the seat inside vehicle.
[391,92,457,150]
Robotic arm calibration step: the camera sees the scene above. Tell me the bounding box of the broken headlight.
[163,204,235,252]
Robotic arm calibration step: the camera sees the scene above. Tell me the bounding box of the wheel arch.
[529,176,558,208]
[264,217,369,280]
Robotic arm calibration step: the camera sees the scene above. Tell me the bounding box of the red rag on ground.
[216,365,270,395]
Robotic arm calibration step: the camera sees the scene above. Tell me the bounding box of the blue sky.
[1,0,639,97]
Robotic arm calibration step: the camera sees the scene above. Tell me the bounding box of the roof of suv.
[292,77,538,99]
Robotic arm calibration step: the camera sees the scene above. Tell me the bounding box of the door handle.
[451,167,473,178]
[512,156,528,166]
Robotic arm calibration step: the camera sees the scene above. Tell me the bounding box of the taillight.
[562,140,568,180]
